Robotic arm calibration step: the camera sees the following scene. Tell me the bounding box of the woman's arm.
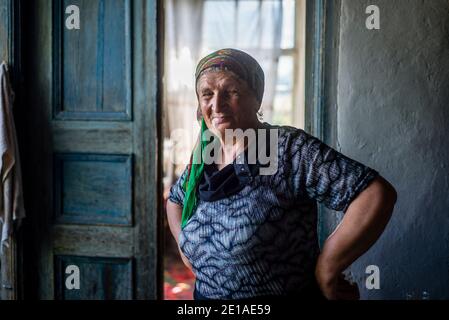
[166,200,194,271]
[315,176,397,300]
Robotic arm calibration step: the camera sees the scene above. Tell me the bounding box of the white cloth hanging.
[0,61,25,255]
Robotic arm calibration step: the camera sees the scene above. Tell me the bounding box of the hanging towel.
[0,61,25,255]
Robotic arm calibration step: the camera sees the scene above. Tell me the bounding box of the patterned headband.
[195,48,265,103]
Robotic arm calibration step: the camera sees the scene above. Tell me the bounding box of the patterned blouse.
[168,124,378,299]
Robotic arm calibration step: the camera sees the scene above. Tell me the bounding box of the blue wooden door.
[22,0,162,299]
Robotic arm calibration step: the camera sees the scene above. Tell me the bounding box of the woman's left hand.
[315,264,360,300]
[333,274,360,300]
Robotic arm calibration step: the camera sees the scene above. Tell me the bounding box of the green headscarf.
[181,118,209,228]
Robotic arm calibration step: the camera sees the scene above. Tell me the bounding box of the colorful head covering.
[195,48,265,103]
[181,49,265,229]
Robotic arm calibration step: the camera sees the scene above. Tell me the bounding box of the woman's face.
[197,70,260,137]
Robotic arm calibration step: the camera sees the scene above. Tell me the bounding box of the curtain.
[164,0,205,186]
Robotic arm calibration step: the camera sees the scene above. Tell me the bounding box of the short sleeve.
[285,128,379,212]
[168,166,189,206]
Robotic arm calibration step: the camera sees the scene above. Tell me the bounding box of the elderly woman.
[166,48,397,300]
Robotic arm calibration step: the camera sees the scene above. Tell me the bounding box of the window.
[200,0,305,127]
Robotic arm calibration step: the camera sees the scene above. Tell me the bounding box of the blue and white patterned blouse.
[168,124,378,299]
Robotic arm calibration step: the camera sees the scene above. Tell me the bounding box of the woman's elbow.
[374,176,397,217]
[380,176,397,205]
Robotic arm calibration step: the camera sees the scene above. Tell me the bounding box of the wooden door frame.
[305,0,341,141]
[305,0,342,246]
[156,0,165,301]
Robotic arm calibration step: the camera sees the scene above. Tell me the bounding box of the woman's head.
[195,49,265,136]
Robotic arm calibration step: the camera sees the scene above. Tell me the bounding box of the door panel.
[23,0,161,299]
[54,153,133,226]
[55,255,133,300]
[55,0,132,120]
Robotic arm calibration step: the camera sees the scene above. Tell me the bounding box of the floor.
[163,223,195,300]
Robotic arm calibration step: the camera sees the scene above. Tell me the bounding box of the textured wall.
[334,0,449,299]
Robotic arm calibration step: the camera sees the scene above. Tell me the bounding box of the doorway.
[162,0,306,300]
